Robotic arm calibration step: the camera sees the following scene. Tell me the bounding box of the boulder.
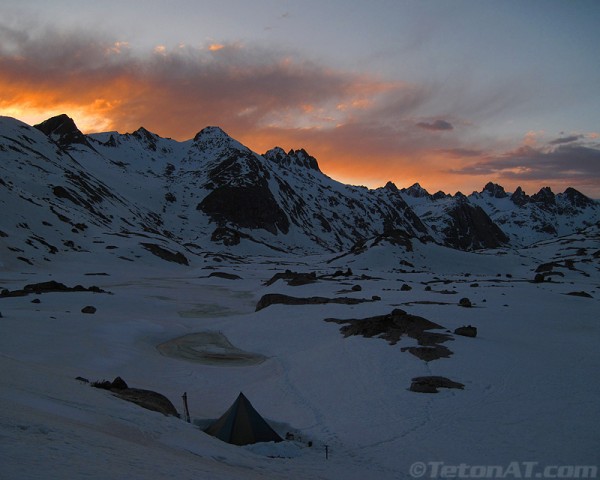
[81,306,96,314]
[410,376,465,393]
[454,325,477,337]
[458,297,472,308]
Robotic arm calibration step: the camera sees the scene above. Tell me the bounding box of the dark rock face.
[563,187,595,209]
[443,201,509,250]
[410,376,465,393]
[482,182,508,198]
[198,184,290,235]
[34,114,90,148]
[530,187,556,210]
[264,147,321,171]
[510,186,530,207]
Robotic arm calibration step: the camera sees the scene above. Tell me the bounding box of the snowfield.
[1,230,598,479]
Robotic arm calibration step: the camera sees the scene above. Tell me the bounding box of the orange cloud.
[1,23,598,197]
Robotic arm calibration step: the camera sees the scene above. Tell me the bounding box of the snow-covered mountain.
[402,181,599,248]
[1,114,598,268]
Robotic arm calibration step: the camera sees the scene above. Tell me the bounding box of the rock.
[111,376,128,390]
[533,273,545,283]
[454,325,477,337]
[371,295,381,301]
[400,284,412,291]
[256,294,375,311]
[458,297,472,308]
[326,309,454,361]
[31,298,41,304]
[81,306,96,314]
[351,284,362,292]
[91,377,178,416]
[410,376,465,393]
[140,243,189,265]
[208,272,242,280]
[566,291,593,298]
[75,376,89,383]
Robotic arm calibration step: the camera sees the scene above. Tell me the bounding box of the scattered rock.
[400,284,412,291]
[81,306,96,314]
[75,376,89,383]
[351,284,362,292]
[410,376,465,393]
[454,325,477,337]
[458,297,472,308]
[31,298,41,304]
[0,281,108,298]
[325,309,453,361]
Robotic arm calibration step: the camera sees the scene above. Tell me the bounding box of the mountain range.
[1,113,598,267]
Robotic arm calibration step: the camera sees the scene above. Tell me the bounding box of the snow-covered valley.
[1,229,598,479]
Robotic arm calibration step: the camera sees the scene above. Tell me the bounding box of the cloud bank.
[1,23,599,197]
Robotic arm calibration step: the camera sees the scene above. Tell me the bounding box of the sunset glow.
[1,1,599,197]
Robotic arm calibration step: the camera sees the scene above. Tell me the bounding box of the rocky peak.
[482,182,508,198]
[562,187,595,208]
[530,187,556,209]
[34,114,89,148]
[264,147,320,171]
[384,181,399,193]
[403,183,430,198]
[131,127,159,151]
[192,126,243,153]
[432,190,449,200]
[510,186,530,207]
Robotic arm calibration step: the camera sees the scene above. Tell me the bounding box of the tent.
[204,392,283,446]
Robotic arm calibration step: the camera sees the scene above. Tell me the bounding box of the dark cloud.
[416,119,454,131]
[548,135,583,145]
[451,144,600,184]
[440,148,484,158]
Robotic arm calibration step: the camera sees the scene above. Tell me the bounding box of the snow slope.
[1,225,598,479]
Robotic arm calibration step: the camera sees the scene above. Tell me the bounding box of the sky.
[1,0,599,197]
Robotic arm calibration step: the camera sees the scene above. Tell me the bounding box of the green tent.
[204,392,283,446]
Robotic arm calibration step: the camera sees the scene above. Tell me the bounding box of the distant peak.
[510,186,530,206]
[561,187,596,208]
[264,147,320,171]
[34,113,88,147]
[482,182,508,198]
[35,114,79,136]
[403,183,430,198]
[384,181,398,192]
[193,126,231,143]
